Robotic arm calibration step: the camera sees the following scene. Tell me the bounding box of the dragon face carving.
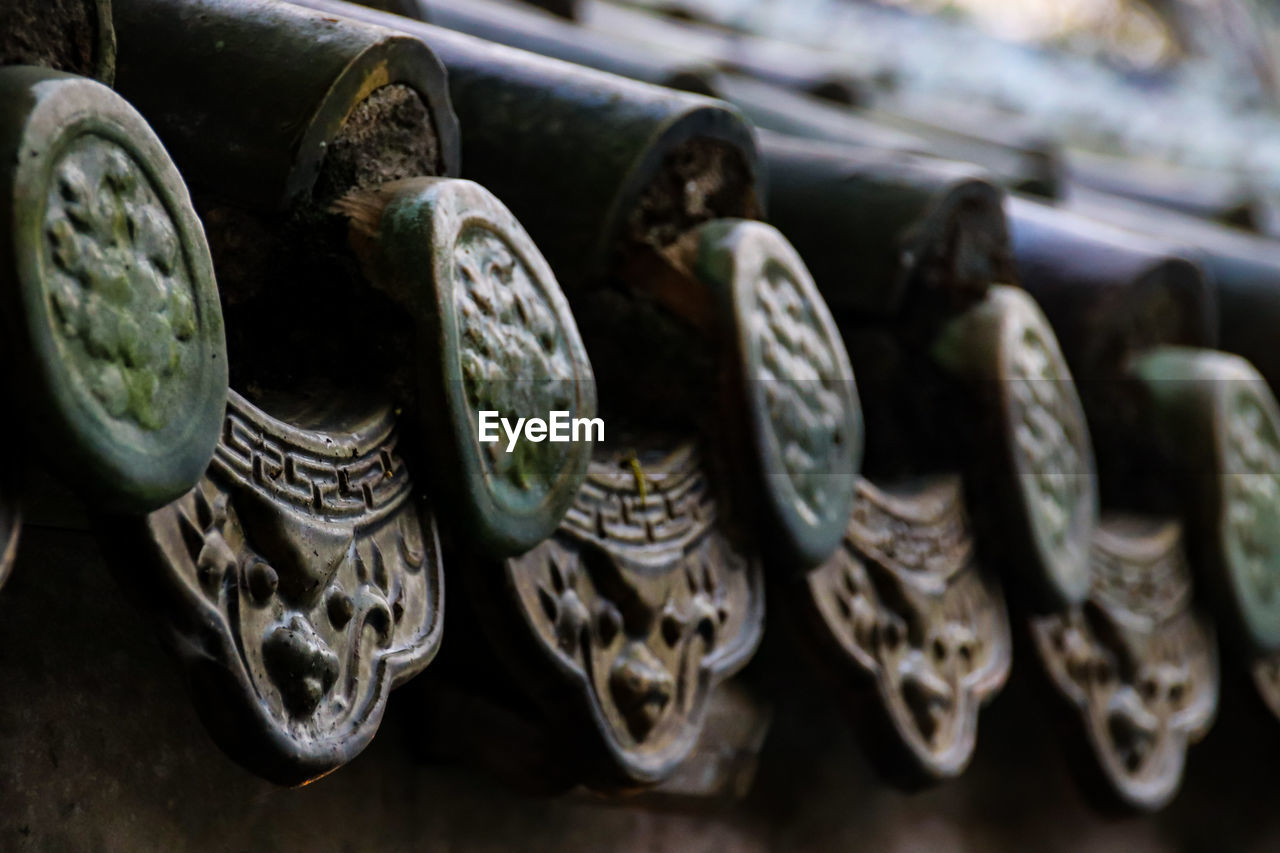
[499,443,763,786]
[132,391,444,785]
[804,476,1011,782]
[1030,516,1217,811]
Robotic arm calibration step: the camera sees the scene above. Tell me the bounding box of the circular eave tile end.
[694,218,863,567]
[993,286,1097,607]
[936,285,1097,608]
[1207,355,1280,654]
[1129,347,1280,653]
[380,177,596,556]
[0,68,227,512]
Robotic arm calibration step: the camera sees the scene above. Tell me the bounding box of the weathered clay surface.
[10,524,1276,851]
[125,391,444,785]
[1030,515,1217,812]
[494,442,764,787]
[802,476,1011,784]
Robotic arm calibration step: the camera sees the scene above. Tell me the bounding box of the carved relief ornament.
[129,391,443,785]
[0,67,227,513]
[688,218,862,569]
[934,284,1098,610]
[482,443,764,788]
[802,476,1012,783]
[339,176,595,557]
[1030,516,1217,811]
[1126,348,1280,729]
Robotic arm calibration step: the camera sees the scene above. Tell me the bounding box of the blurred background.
[557,0,1280,230]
